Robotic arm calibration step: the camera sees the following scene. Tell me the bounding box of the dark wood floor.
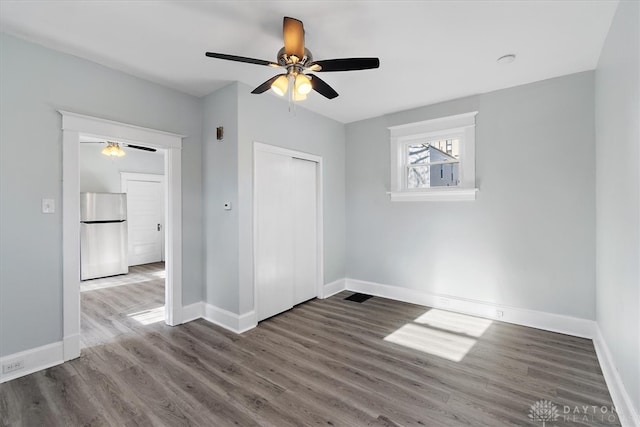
[1,266,619,426]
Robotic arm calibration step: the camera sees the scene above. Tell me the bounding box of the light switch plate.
[42,198,55,214]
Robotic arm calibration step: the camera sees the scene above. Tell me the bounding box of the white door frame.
[120,172,165,263]
[60,110,184,361]
[253,142,324,321]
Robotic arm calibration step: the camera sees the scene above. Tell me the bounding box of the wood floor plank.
[1,266,621,426]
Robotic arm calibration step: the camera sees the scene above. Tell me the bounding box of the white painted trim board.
[322,278,346,299]
[0,342,64,384]
[593,326,640,427]
[203,304,257,334]
[181,302,204,324]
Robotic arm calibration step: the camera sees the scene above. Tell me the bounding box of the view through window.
[406,138,460,188]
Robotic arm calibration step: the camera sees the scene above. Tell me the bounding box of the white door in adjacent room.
[121,173,164,266]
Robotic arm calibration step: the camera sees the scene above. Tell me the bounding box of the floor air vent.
[344,293,373,303]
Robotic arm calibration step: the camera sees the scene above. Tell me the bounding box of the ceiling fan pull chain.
[288,74,295,113]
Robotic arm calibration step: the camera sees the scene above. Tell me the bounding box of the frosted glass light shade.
[271,75,289,96]
[295,73,312,95]
[101,142,126,157]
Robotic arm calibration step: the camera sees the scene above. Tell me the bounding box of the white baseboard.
[182,302,204,323]
[345,278,596,339]
[0,341,64,383]
[593,326,640,427]
[63,333,80,361]
[322,278,346,298]
[203,304,257,334]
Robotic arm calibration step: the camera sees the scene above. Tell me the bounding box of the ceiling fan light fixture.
[206,16,380,104]
[271,74,289,96]
[101,142,126,157]
[293,91,307,101]
[294,73,312,96]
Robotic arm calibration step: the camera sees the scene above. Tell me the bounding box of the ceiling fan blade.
[310,75,338,99]
[307,58,380,72]
[283,17,305,59]
[126,144,157,153]
[205,52,279,67]
[251,74,286,94]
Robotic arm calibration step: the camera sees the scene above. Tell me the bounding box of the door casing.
[61,111,184,361]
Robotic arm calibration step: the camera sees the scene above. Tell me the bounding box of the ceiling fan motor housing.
[277,47,313,72]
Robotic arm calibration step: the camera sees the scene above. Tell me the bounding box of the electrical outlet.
[3,360,25,374]
[495,310,504,319]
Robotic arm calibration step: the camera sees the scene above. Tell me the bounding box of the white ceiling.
[0,1,618,123]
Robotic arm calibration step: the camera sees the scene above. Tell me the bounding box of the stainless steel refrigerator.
[80,192,128,280]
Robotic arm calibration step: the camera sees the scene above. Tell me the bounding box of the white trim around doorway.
[60,111,184,361]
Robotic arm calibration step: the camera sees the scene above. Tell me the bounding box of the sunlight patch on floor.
[151,270,166,279]
[384,309,493,362]
[384,323,477,362]
[128,306,165,325]
[413,309,493,337]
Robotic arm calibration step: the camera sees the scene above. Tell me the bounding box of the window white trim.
[60,111,184,361]
[389,111,478,201]
[388,188,478,202]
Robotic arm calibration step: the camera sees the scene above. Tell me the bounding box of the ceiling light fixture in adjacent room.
[101,142,126,157]
[497,54,516,64]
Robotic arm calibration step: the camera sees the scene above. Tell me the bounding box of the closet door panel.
[255,150,294,321]
[292,158,318,304]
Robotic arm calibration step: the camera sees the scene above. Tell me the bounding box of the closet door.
[292,158,318,304]
[255,150,294,321]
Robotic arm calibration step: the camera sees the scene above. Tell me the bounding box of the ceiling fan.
[205,17,380,100]
[81,140,157,157]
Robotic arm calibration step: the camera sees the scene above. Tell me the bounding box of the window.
[405,138,460,189]
[389,112,478,201]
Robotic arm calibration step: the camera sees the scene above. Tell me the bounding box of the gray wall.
[595,0,640,413]
[202,83,240,313]
[201,82,346,315]
[0,34,204,356]
[346,72,596,319]
[79,143,164,193]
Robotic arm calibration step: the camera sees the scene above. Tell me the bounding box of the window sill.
[388,188,478,202]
